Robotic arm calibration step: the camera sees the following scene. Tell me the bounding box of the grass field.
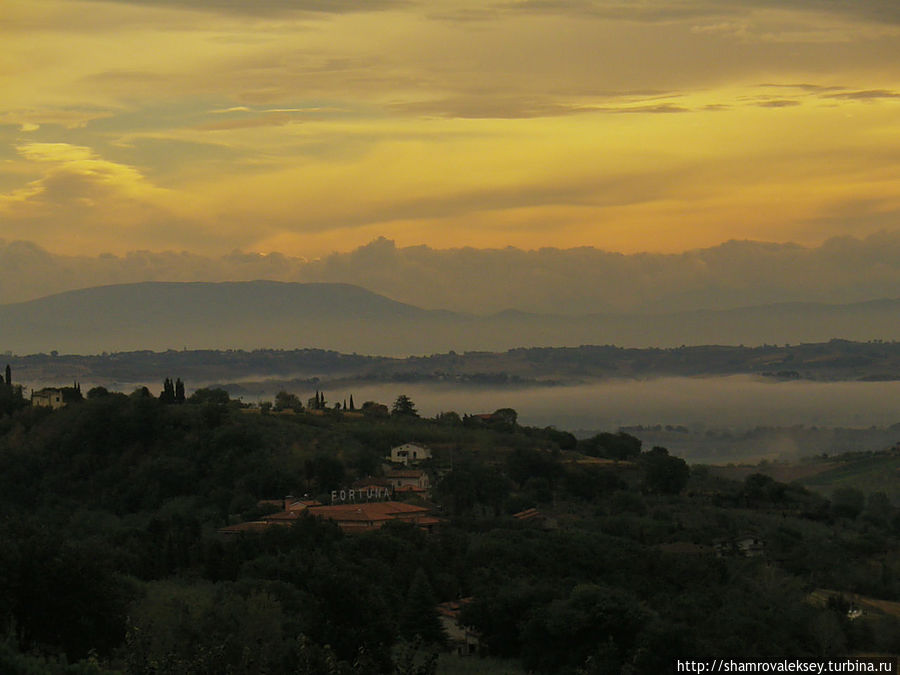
[710,451,900,501]
[810,589,900,619]
[802,454,900,500]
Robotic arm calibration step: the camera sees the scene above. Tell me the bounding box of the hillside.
[6,340,900,392]
[710,448,900,501]
[2,388,900,672]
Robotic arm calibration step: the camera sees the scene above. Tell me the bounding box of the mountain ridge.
[0,281,897,355]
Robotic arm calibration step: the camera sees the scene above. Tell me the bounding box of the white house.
[385,468,431,494]
[389,442,432,465]
[32,388,64,410]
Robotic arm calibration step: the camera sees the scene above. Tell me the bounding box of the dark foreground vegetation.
[1,378,900,673]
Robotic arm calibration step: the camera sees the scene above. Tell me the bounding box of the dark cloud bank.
[2,232,899,315]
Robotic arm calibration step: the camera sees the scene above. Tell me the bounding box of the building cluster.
[218,496,440,535]
[220,442,438,535]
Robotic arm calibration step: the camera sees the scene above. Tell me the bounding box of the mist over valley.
[8,342,899,464]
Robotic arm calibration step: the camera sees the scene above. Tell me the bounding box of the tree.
[60,383,83,404]
[4,364,10,387]
[349,394,355,411]
[274,390,303,412]
[543,426,577,450]
[2,522,134,660]
[521,584,650,673]
[435,411,461,426]
[507,447,563,490]
[392,394,419,418]
[831,487,865,520]
[310,454,345,493]
[863,491,893,527]
[174,378,185,403]
[435,460,511,516]
[159,378,175,404]
[398,569,447,647]
[579,431,642,460]
[362,401,389,418]
[743,473,786,505]
[639,447,689,495]
[0,369,26,415]
[188,388,231,406]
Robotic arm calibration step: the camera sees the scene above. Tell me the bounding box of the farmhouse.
[385,468,430,496]
[389,442,431,465]
[31,388,64,409]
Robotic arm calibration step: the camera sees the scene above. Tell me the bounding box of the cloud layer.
[1,0,899,257]
[1,232,898,314]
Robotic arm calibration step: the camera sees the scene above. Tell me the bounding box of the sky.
[2,0,900,260]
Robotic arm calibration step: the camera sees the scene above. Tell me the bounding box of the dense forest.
[1,376,899,673]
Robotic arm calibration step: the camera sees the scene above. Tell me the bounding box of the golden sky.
[2,0,900,258]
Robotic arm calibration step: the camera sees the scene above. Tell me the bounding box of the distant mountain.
[0,281,897,355]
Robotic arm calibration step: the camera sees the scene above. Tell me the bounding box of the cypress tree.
[175,378,185,403]
[160,378,175,403]
[349,394,355,411]
[4,364,10,387]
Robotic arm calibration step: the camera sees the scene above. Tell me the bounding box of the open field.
[709,449,900,500]
[811,589,900,619]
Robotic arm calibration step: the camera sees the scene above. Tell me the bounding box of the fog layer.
[327,377,900,431]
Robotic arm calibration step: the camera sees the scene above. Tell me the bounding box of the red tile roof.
[386,469,427,478]
[217,521,272,534]
[417,516,442,526]
[263,511,302,521]
[286,499,322,511]
[220,501,437,535]
[306,501,431,530]
[512,508,541,521]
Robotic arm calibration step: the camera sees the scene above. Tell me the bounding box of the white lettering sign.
[331,486,393,503]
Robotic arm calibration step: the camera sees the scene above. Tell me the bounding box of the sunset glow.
[2,0,900,257]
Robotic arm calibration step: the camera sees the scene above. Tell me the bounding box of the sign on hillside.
[331,486,393,504]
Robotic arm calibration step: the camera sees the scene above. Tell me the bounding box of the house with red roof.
[307,501,440,533]
[385,468,430,496]
[219,499,440,536]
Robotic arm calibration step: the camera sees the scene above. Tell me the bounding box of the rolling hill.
[0,281,897,355]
